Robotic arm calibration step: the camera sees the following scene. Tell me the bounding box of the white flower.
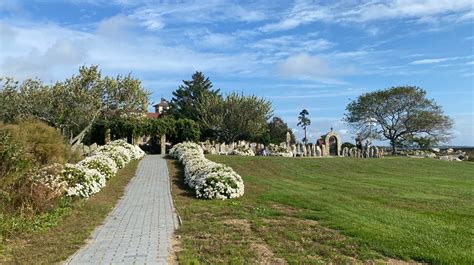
[61,140,145,198]
[170,142,245,200]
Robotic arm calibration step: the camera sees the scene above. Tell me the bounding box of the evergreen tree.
[268,117,295,144]
[169,71,220,121]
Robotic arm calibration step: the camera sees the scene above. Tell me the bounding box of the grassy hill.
[169,156,473,264]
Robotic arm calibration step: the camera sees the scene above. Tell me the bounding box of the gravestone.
[316,146,321,157]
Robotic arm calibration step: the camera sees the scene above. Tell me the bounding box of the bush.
[170,142,244,200]
[0,120,69,166]
[0,130,32,184]
[15,164,67,213]
[342,142,355,149]
[78,155,118,180]
[1,120,76,214]
[61,140,145,198]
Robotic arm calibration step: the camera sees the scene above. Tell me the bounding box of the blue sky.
[1,0,473,145]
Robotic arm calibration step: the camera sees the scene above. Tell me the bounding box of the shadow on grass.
[165,157,195,199]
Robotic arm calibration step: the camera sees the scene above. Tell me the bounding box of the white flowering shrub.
[61,140,145,198]
[78,154,118,179]
[30,163,68,195]
[230,146,255,156]
[61,164,107,198]
[170,142,244,200]
[267,144,293,157]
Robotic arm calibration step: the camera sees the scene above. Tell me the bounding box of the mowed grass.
[0,160,139,264]
[169,156,473,264]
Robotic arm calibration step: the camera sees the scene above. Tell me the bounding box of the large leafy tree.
[0,65,149,147]
[344,86,453,155]
[198,92,273,142]
[297,109,311,144]
[268,117,295,144]
[169,71,220,121]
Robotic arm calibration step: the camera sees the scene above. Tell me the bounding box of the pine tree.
[297,109,311,144]
[169,71,220,121]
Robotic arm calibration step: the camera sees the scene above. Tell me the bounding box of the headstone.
[90,143,98,152]
[343,147,348,157]
[220,143,227,155]
[82,145,90,155]
[302,144,307,157]
[316,146,321,157]
[286,131,291,144]
[321,144,327,156]
[291,144,297,157]
[209,146,217,155]
[310,144,315,156]
[373,146,379,158]
[250,143,257,154]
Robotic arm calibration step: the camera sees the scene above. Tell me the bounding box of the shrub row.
[60,140,145,198]
[170,142,244,200]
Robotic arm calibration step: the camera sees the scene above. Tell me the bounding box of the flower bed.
[60,140,145,198]
[229,146,255,156]
[170,142,244,200]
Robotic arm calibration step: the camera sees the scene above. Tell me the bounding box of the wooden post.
[160,134,166,154]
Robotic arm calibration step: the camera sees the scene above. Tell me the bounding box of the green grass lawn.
[169,156,473,264]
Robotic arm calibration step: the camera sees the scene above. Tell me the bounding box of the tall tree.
[297,109,311,144]
[169,71,220,121]
[268,117,295,144]
[198,92,273,142]
[0,65,149,147]
[344,86,453,155]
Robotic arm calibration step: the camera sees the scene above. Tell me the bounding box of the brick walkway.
[66,155,178,265]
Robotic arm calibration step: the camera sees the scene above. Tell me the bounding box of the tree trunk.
[391,140,397,155]
[304,127,307,144]
[69,108,103,148]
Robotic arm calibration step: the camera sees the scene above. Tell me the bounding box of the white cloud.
[260,1,332,32]
[97,14,136,38]
[0,20,262,81]
[129,7,164,31]
[260,0,474,32]
[251,35,334,54]
[410,58,450,64]
[267,88,364,99]
[278,54,330,77]
[348,0,474,22]
[128,1,267,31]
[410,56,467,65]
[277,53,357,80]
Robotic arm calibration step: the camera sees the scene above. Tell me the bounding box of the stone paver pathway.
[67,155,178,265]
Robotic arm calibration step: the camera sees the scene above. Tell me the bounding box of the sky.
[0,0,473,146]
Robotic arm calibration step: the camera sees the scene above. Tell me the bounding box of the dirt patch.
[168,235,182,265]
[270,204,302,216]
[250,242,287,265]
[221,219,252,233]
[220,218,287,264]
[366,258,421,265]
